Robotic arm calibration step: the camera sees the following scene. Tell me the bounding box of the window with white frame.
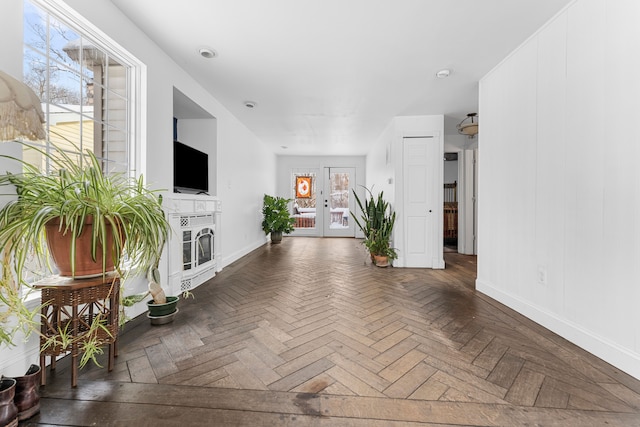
[18,0,141,285]
[22,0,138,175]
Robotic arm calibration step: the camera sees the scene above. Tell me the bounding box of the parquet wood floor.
[30,237,640,426]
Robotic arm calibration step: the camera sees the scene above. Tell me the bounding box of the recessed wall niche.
[172,87,217,196]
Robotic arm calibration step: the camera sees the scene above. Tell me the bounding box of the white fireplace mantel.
[163,194,221,296]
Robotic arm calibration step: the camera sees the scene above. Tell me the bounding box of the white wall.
[0,0,275,375]
[478,0,640,379]
[366,121,396,205]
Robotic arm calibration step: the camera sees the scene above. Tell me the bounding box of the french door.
[322,167,355,237]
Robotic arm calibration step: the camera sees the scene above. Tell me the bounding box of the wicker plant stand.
[35,274,120,387]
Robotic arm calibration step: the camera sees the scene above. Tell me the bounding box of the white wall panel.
[564,0,606,332]
[478,0,640,379]
[599,0,640,350]
[478,40,538,297]
[534,12,568,314]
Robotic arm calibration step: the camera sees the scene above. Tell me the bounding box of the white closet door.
[403,137,439,267]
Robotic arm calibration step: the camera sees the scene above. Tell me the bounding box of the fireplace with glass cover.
[164,195,221,295]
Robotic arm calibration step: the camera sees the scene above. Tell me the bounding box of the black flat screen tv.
[173,140,209,194]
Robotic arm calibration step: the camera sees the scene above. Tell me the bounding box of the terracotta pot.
[373,255,389,267]
[45,217,119,278]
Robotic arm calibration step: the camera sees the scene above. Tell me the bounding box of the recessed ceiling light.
[199,47,217,59]
[244,101,257,109]
[436,69,451,79]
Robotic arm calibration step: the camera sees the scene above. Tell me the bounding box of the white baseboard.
[433,257,445,269]
[391,256,445,269]
[476,278,640,381]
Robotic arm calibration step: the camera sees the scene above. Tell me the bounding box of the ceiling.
[109,0,572,156]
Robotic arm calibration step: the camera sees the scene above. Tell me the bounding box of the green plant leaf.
[262,194,295,235]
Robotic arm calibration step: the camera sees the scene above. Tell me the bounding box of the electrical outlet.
[537,265,547,285]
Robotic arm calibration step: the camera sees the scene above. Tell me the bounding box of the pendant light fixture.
[457,113,478,138]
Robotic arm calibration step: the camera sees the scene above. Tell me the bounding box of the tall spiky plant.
[351,187,398,260]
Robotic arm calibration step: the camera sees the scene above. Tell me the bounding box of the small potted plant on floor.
[351,187,398,267]
[261,194,295,244]
[122,258,182,326]
[364,226,398,267]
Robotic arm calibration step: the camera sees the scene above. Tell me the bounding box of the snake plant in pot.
[351,187,398,267]
[0,141,169,362]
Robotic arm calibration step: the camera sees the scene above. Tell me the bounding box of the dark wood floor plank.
[291,372,336,394]
[234,347,281,385]
[486,352,525,389]
[224,360,270,390]
[379,348,427,383]
[321,394,640,427]
[535,377,570,408]
[383,361,437,398]
[275,344,335,378]
[327,352,390,392]
[504,367,545,406]
[458,329,493,357]
[268,358,335,391]
[374,337,419,366]
[325,365,387,397]
[521,359,633,411]
[126,354,158,384]
[599,382,640,411]
[178,367,228,387]
[472,337,509,371]
[161,354,238,385]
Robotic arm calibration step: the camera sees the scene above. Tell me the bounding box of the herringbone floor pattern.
[36,238,640,426]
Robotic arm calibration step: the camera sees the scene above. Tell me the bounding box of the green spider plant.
[0,141,169,355]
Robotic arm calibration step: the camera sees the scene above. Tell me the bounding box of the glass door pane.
[291,171,318,234]
[323,167,355,237]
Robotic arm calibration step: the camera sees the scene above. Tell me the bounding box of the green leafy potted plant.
[351,187,398,267]
[261,194,295,244]
[0,141,170,361]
